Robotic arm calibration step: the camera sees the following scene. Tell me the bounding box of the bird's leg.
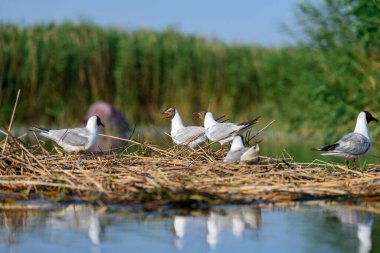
[353,159,357,169]
[64,151,72,167]
[76,157,82,167]
[75,151,83,167]
[222,142,231,152]
[346,160,350,169]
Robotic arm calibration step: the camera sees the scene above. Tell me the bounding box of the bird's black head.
[364,111,378,124]
[96,115,105,127]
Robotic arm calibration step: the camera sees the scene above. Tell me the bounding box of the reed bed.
[1,20,380,141]
[1,135,379,207]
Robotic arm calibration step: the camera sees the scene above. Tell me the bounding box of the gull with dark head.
[161,107,208,148]
[313,111,378,165]
[224,135,260,163]
[195,111,260,146]
[30,115,104,152]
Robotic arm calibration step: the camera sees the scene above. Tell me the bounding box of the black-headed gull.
[195,111,260,145]
[313,111,378,165]
[30,115,104,152]
[223,135,259,163]
[161,108,208,148]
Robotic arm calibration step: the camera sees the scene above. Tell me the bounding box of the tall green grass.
[0,23,289,126]
[0,0,379,141]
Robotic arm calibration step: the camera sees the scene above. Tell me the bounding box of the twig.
[248,119,275,143]
[128,124,137,140]
[2,89,20,153]
[99,133,142,146]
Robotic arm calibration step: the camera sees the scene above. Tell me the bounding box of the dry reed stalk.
[0,136,380,205]
[2,89,20,153]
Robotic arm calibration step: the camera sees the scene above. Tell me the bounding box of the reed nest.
[1,135,380,207]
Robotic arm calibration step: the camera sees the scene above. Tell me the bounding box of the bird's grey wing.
[224,147,249,162]
[208,123,239,141]
[240,145,260,162]
[48,128,90,147]
[174,126,205,143]
[335,132,370,155]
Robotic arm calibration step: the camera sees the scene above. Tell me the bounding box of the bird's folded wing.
[240,145,259,161]
[336,133,370,155]
[224,148,248,162]
[208,123,238,141]
[49,128,90,147]
[174,127,205,143]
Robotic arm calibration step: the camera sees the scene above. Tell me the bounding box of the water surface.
[0,203,378,253]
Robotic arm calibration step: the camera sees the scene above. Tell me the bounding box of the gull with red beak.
[313,111,378,166]
[29,115,104,152]
[194,111,260,146]
[161,108,208,148]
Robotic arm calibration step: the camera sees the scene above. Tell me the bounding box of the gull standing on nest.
[161,108,208,148]
[313,111,378,166]
[30,115,105,152]
[194,111,260,146]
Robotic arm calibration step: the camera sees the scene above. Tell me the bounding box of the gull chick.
[195,111,260,145]
[224,135,260,163]
[30,115,104,152]
[161,108,208,148]
[313,111,378,164]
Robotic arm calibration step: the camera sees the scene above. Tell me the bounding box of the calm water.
[0,203,378,253]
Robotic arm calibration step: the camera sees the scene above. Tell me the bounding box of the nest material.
[0,137,380,206]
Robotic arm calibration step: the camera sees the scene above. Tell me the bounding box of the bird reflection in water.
[323,207,374,253]
[48,205,104,245]
[172,206,262,251]
[0,204,375,253]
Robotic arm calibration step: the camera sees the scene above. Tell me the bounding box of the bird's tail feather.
[29,126,50,134]
[227,116,261,139]
[238,116,261,128]
[312,143,339,152]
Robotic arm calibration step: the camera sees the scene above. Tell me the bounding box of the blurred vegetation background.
[1,0,380,140]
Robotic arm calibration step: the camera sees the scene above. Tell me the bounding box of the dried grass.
[1,134,379,206]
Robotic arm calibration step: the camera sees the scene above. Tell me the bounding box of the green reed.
[0,0,379,142]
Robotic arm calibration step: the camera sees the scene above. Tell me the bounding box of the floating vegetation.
[0,134,379,207]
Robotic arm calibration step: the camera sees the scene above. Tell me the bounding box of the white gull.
[223,135,260,163]
[313,111,377,165]
[30,115,104,152]
[195,111,260,146]
[162,108,208,148]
